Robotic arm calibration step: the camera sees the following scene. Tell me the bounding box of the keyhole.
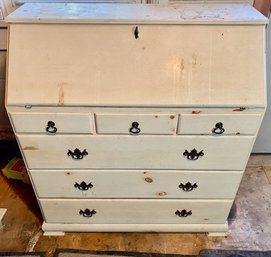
[134,26,139,39]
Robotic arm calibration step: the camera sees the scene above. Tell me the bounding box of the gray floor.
[1,154,271,254]
[214,155,271,250]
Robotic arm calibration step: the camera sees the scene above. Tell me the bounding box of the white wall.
[168,0,253,4]
[253,17,271,153]
[0,0,16,17]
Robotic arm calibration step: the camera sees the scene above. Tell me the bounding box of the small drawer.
[95,113,178,134]
[30,169,242,199]
[10,112,94,134]
[40,199,232,224]
[178,113,262,135]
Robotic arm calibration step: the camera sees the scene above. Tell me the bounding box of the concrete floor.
[0,154,271,255]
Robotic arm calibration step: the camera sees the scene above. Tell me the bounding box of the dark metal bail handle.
[175,209,192,217]
[129,121,141,134]
[46,121,57,134]
[67,148,88,159]
[74,181,93,191]
[134,26,139,39]
[179,182,198,192]
[79,208,96,218]
[212,122,225,135]
[183,149,204,160]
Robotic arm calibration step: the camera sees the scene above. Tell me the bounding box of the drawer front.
[178,113,262,135]
[10,112,94,134]
[31,170,242,199]
[0,28,7,50]
[40,199,232,224]
[0,51,6,79]
[7,25,265,107]
[95,113,178,135]
[19,135,253,170]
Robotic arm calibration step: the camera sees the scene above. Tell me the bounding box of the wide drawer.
[40,199,233,224]
[95,113,178,135]
[10,112,94,134]
[178,113,262,135]
[30,170,242,199]
[19,135,253,170]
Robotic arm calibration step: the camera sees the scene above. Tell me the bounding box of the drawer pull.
[134,26,139,39]
[179,182,198,192]
[79,208,96,218]
[67,148,88,159]
[74,181,93,191]
[175,209,192,217]
[46,121,57,134]
[212,122,225,135]
[129,121,141,134]
[183,149,204,160]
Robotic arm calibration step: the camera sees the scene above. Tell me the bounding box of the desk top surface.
[5,3,269,25]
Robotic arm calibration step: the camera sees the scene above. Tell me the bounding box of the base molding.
[43,231,65,236]
[42,222,228,236]
[208,232,227,237]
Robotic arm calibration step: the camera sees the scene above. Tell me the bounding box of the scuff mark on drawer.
[157,192,167,197]
[23,146,39,150]
[57,83,67,105]
[192,111,201,114]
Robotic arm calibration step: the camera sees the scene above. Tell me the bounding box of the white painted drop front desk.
[5,3,268,235]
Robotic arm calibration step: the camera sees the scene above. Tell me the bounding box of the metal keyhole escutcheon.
[129,121,141,134]
[183,149,204,160]
[46,121,57,134]
[79,208,96,218]
[67,148,88,159]
[175,209,192,217]
[212,122,225,135]
[74,181,93,191]
[179,182,198,192]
